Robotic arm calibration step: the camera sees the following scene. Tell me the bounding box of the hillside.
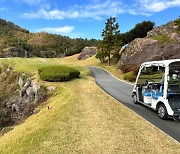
[118,18,180,72]
[0,18,98,58]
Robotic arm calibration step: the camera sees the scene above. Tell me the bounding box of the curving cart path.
[88,66,180,142]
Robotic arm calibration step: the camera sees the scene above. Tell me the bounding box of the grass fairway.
[0,55,123,80]
[0,55,179,153]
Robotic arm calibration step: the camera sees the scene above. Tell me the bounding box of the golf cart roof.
[141,59,180,67]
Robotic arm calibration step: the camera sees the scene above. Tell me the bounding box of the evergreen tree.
[122,21,154,44]
[100,17,120,66]
[174,16,180,31]
[95,40,108,63]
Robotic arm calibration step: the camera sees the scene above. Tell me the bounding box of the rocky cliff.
[78,46,97,60]
[118,19,180,72]
[0,65,48,128]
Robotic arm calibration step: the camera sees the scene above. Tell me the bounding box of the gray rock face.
[170,33,180,42]
[78,46,97,60]
[19,78,40,103]
[26,87,35,101]
[1,69,47,125]
[0,47,30,58]
[147,21,179,43]
[118,20,180,72]
[18,77,24,88]
[12,103,19,112]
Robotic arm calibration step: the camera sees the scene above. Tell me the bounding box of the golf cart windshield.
[168,62,180,95]
[136,65,165,102]
[138,65,165,84]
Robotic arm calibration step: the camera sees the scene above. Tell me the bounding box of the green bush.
[174,17,180,32]
[139,73,163,79]
[0,93,7,102]
[0,109,11,126]
[38,65,80,82]
[123,71,136,82]
[151,34,174,45]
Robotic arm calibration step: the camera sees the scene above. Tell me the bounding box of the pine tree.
[101,17,120,66]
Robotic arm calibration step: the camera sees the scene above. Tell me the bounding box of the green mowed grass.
[0,55,179,153]
[0,56,123,80]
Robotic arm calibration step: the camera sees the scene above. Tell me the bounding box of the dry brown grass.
[0,77,179,154]
[0,56,179,153]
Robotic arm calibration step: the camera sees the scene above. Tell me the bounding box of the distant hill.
[118,18,180,72]
[0,18,98,58]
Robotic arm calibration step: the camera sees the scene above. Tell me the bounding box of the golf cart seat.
[143,91,152,97]
[143,86,163,99]
[152,92,163,99]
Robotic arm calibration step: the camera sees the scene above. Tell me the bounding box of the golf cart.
[132,59,180,121]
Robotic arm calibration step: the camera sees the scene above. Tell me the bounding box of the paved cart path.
[88,66,180,142]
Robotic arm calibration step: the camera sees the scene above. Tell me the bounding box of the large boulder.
[0,47,30,58]
[78,46,97,60]
[118,20,180,72]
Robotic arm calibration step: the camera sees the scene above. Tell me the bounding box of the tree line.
[0,18,98,58]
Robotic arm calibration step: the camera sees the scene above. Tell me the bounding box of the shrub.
[123,71,136,82]
[174,17,180,32]
[0,109,11,126]
[0,93,7,102]
[139,73,163,79]
[38,65,80,82]
[151,34,174,45]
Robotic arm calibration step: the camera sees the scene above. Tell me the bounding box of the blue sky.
[0,0,180,39]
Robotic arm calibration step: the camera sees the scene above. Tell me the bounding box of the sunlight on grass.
[0,55,179,153]
[0,55,124,81]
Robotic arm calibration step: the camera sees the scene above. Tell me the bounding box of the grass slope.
[0,55,179,153]
[0,55,124,80]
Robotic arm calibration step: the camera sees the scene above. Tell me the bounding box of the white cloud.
[21,0,180,20]
[0,7,6,12]
[137,0,180,12]
[16,0,43,6]
[22,0,125,20]
[23,9,79,20]
[122,0,180,16]
[0,7,9,13]
[36,26,75,34]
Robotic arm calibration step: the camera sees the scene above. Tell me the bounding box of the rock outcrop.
[78,46,97,60]
[118,20,180,72]
[147,21,180,43]
[0,66,47,126]
[0,47,30,58]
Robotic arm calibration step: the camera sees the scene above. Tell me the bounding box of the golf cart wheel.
[132,94,138,104]
[157,104,168,120]
[173,116,180,122]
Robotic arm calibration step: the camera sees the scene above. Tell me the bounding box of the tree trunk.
[108,55,110,66]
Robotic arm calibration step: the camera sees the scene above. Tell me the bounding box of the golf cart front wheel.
[132,94,138,104]
[157,104,168,120]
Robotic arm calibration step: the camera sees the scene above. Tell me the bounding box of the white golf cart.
[132,59,180,121]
